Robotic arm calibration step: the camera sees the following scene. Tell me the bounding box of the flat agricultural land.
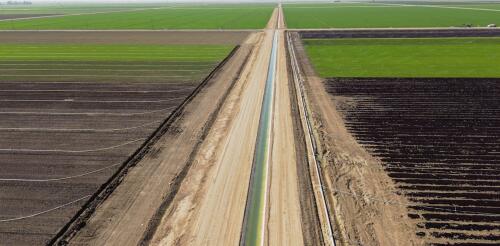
[326,77,500,245]
[303,37,500,77]
[298,28,500,244]
[0,4,274,29]
[284,2,500,28]
[0,33,236,245]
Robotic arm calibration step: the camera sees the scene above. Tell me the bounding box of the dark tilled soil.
[0,77,205,245]
[300,29,500,39]
[325,77,500,245]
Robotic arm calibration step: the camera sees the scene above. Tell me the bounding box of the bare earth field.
[0,31,246,245]
[327,78,500,245]
[0,31,250,45]
[0,81,194,245]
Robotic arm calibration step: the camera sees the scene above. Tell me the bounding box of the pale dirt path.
[66,37,251,246]
[265,5,304,245]
[265,28,304,246]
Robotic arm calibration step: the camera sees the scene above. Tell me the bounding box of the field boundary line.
[0,75,195,78]
[0,162,122,182]
[49,45,242,245]
[373,2,500,12]
[0,138,145,153]
[0,29,260,32]
[0,119,163,132]
[0,195,92,222]
[0,106,176,116]
[0,96,185,103]
[288,27,500,31]
[0,88,196,93]
[286,31,336,246]
[0,68,203,72]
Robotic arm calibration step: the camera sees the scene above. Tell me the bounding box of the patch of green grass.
[0,5,274,29]
[304,38,500,78]
[0,44,232,62]
[284,3,500,28]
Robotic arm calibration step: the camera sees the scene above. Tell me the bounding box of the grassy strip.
[284,3,500,28]
[0,6,274,30]
[304,37,500,78]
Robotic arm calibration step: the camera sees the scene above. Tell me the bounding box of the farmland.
[0,5,274,29]
[1,2,500,246]
[303,37,500,77]
[295,25,500,244]
[324,77,500,244]
[284,3,500,28]
[0,31,240,245]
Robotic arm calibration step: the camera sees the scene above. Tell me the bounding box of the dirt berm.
[52,36,254,246]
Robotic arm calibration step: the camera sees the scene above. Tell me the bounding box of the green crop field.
[304,38,500,78]
[284,3,500,28]
[0,5,274,29]
[0,44,232,62]
[0,44,233,82]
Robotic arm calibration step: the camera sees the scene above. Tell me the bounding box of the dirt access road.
[149,6,306,246]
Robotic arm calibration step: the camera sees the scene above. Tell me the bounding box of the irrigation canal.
[241,30,278,246]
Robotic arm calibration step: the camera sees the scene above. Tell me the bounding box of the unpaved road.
[266,6,304,245]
